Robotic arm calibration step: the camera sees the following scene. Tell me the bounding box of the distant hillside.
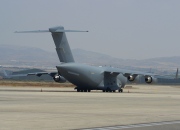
[0,44,58,67]
[72,48,180,70]
[0,44,58,62]
[0,44,179,72]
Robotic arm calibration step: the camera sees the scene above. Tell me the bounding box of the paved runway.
[82,121,180,130]
[0,85,180,130]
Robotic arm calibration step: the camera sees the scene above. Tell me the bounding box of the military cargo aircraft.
[15,26,162,92]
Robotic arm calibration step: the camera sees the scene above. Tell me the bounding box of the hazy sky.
[0,0,180,59]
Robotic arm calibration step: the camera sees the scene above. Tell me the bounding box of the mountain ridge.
[0,44,179,71]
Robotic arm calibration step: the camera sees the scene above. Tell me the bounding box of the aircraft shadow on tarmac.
[0,88,157,94]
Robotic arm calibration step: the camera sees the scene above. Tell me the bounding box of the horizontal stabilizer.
[15,30,49,33]
[15,26,88,33]
[15,30,88,33]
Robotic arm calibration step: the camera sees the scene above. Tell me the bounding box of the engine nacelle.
[127,74,141,83]
[53,75,66,83]
[128,75,135,81]
[145,76,157,84]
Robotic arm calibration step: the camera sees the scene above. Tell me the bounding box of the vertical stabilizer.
[15,26,88,63]
[49,26,74,63]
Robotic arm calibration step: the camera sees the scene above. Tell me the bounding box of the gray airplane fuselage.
[57,63,127,90]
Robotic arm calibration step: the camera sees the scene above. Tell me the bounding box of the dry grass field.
[0,80,75,87]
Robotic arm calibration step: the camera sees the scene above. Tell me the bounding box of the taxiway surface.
[0,85,180,130]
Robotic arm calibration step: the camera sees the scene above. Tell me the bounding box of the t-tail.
[15,26,88,63]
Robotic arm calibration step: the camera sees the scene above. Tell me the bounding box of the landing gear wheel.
[102,90,105,92]
[112,90,115,92]
[88,89,91,92]
[77,89,80,92]
[118,89,123,93]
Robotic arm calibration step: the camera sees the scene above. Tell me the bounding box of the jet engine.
[127,74,140,83]
[53,75,66,83]
[145,76,157,84]
[127,75,135,81]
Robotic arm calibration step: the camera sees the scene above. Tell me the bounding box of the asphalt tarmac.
[0,85,180,130]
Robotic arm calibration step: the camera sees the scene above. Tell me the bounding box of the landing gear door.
[104,72,120,91]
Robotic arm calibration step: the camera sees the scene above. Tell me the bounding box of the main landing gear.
[75,87,123,93]
[102,88,123,93]
[77,89,91,92]
[118,88,123,93]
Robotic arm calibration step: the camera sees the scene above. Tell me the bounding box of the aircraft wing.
[104,67,156,77]
[27,71,66,83]
[122,71,174,79]
[103,67,173,84]
[28,72,57,77]
[8,74,28,77]
[123,72,156,77]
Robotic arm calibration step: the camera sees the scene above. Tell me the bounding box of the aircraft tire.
[77,89,80,92]
[118,89,123,93]
[88,89,91,92]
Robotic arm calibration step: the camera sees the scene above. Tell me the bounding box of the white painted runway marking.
[82,121,180,130]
